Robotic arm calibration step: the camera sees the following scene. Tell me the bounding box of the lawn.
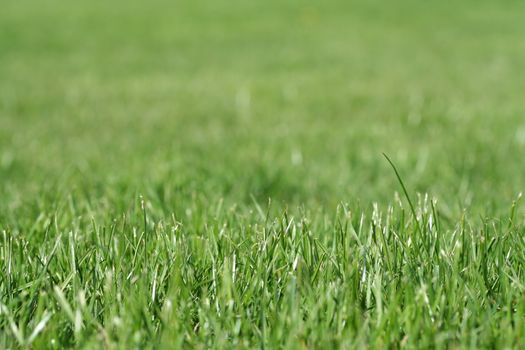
[2,0,525,348]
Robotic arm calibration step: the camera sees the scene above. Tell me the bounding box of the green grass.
[2,0,525,348]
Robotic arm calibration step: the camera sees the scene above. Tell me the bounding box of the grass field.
[2,0,525,348]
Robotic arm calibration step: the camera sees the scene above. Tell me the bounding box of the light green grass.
[2,0,525,348]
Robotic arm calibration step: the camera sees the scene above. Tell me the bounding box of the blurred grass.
[2,0,525,216]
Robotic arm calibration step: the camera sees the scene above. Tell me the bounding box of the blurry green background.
[2,0,525,221]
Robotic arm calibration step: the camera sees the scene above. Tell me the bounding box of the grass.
[2,0,525,348]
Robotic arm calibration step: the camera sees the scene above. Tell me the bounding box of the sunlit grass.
[2,0,525,348]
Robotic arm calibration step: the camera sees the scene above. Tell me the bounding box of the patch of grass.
[3,194,525,348]
[2,0,525,348]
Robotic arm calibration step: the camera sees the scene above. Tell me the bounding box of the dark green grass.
[2,0,525,348]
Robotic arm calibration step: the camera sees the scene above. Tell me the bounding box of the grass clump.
[2,193,525,348]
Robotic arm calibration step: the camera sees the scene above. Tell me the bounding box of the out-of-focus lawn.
[2,0,525,215]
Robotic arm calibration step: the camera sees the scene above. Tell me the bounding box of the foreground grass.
[3,0,525,348]
[2,192,525,348]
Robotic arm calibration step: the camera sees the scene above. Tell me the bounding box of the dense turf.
[2,0,525,348]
